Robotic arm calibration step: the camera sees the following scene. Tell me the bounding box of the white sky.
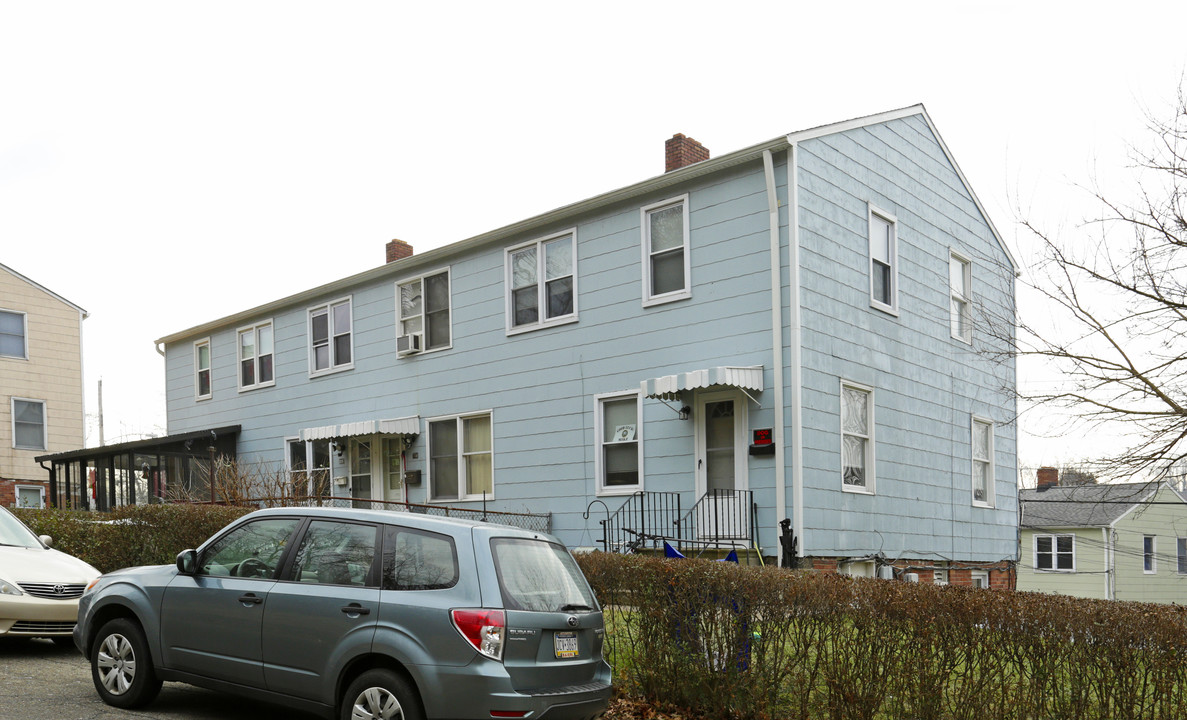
[2,2,1184,476]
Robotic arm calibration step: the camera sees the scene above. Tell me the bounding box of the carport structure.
[34,426,239,510]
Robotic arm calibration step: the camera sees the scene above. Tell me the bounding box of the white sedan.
[0,505,99,644]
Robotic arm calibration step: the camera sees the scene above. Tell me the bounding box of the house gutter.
[762,150,787,563]
[788,143,804,556]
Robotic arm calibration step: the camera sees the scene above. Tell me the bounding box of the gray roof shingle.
[1020,481,1161,528]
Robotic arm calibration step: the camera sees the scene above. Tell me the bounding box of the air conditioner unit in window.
[397,332,423,356]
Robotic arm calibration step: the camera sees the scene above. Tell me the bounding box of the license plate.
[554,631,578,658]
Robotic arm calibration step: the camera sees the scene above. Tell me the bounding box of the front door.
[349,436,406,508]
[695,390,748,540]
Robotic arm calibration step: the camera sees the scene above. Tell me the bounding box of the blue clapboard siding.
[164,110,1016,560]
[795,115,1016,562]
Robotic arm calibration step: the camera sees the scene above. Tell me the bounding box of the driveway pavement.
[0,638,320,720]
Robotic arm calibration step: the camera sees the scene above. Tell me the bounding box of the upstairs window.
[841,382,874,492]
[398,270,451,353]
[950,252,972,342]
[868,205,898,314]
[0,310,27,359]
[506,230,577,333]
[972,417,994,506]
[641,196,691,306]
[1035,534,1074,572]
[195,339,212,400]
[238,321,274,390]
[309,298,352,375]
[12,398,46,451]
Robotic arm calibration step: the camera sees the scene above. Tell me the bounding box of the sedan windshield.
[0,508,42,549]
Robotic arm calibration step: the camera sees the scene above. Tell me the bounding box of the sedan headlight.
[0,576,23,596]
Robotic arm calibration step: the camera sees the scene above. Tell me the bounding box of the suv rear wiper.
[559,603,593,612]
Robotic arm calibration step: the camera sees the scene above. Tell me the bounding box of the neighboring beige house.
[0,263,87,508]
[1019,468,1187,604]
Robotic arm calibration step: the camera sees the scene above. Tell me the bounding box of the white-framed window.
[1034,534,1075,572]
[0,309,27,359]
[428,412,492,502]
[14,485,45,508]
[397,269,451,352]
[841,381,874,492]
[595,391,642,494]
[238,321,275,391]
[970,570,990,589]
[933,567,948,585]
[285,437,331,499]
[641,195,691,306]
[11,398,46,451]
[194,338,212,400]
[972,417,994,507]
[308,298,353,376]
[1144,535,1157,574]
[868,204,898,314]
[950,251,972,342]
[506,230,577,333]
[1177,538,1187,575]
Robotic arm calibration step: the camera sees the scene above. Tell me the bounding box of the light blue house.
[154,105,1018,577]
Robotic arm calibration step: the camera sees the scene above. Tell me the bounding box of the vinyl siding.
[1017,527,1109,599]
[1111,485,1187,604]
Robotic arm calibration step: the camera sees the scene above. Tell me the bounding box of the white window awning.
[300,416,420,442]
[641,365,764,403]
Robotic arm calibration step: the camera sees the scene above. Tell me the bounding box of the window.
[595,392,641,493]
[398,270,451,352]
[933,568,948,585]
[972,417,994,506]
[199,518,301,579]
[506,230,577,333]
[194,339,212,400]
[1178,538,1187,575]
[289,520,378,587]
[286,438,331,499]
[12,398,46,451]
[383,525,459,590]
[1144,535,1157,573]
[238,322,274,390]
[868,205,898,314]
[309,299,352,375]
[491,537,598,613]
[1034,534,1075,572]
[641,196,691,306]
[0,310,27,359]
[950,252,972,342]
[841,382,874,492]
[970,570,990,589]
[428,413,492,501]
[15,485,45,508]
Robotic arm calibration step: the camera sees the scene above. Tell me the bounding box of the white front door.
[694,390,749,540]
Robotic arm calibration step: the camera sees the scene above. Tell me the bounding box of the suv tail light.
[451,609,506,661]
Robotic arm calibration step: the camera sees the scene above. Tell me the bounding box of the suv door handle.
[341,604,371,616]
[238,593,264,605]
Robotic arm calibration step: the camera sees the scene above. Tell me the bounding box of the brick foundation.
[802,555,1016,590]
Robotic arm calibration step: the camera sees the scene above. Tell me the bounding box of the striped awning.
[300,416,420,442]
[641,366,764,402]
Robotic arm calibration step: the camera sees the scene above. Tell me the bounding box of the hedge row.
[576,552,1187,720]
[14,504,252,574]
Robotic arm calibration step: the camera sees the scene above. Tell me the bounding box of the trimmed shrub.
[14,504,251,573]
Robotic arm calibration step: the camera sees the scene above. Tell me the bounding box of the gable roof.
[1020,481,1162,528]
[0,262,89,318]
[156,104,1014,346]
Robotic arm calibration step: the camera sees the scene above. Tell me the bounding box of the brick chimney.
[1036,467,1059,490]
[665,133,710,173]
[386,239,413,264]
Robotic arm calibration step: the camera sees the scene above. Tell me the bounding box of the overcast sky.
[2,2,1184,474]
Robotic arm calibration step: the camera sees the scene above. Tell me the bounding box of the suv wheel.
[341,669,423,720]
[90,618,162,709]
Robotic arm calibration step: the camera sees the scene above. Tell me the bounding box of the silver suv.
[74,507,611,720]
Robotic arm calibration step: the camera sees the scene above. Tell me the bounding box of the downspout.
[762,150,786,563]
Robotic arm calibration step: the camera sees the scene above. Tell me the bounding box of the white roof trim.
[642,365,764,401]
[300,416,420,442]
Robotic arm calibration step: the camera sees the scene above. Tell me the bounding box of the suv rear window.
[490,538,597,613]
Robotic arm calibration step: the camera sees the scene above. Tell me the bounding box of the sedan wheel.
[89,618,162,709]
